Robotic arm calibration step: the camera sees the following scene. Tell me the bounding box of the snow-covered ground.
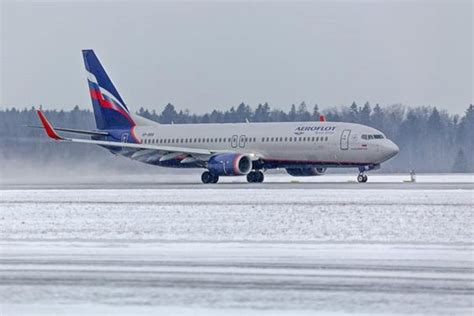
[0,176,473,315]
[1,188,472,243]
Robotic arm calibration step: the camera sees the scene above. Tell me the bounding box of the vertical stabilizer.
[82,49,135,130]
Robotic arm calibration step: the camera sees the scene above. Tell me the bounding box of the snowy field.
[0,174,473,315]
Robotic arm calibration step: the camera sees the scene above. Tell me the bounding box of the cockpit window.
[361,134,385,140]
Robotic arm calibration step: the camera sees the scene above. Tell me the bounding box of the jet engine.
[208,153,252,176]
[286,167,327,177]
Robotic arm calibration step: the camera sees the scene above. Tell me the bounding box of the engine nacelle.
[208,153,252,176]
[286,167,327,177]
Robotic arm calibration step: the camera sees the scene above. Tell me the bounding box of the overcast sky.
[1,0,472,115]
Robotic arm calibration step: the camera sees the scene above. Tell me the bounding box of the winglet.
[37,110,63,140]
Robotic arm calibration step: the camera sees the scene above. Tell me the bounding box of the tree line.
[1,102,473,173]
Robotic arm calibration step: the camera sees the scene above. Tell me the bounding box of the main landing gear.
[201,171,219,184]
[201,170,265,184]
[357,173,368,183]
[247,171,264,183]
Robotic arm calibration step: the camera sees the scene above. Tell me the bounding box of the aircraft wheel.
[201,171,214,184]
[246,171,256,183]
[256,171,264,183]
[211,174,219,183]
[357,174,366,183]
[363,174,368,182]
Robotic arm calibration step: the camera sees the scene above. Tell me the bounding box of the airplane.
[35,49,399,184]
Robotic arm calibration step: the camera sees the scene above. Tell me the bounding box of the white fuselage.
[128,121,399,169]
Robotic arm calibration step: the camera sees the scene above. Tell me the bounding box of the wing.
[36,110,261,164]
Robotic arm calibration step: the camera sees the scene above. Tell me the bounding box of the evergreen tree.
[452,149,468,173]
[288,104,296,121]
[160,103,178,124]
[359,102,371,125]
[370,104,384,130]
[311,104,320,121]
[349,102,358,123]
[296,101,311,121]
[254,103,271,122]
[427,107,443,133]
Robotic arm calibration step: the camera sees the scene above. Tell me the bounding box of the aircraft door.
[340,129,351,150]
[231,135,238,148]
[239,135,246,148]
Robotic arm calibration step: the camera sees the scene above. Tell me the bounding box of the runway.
[2,173,473,190]
[1,174,473,315]
[1,242,473,315]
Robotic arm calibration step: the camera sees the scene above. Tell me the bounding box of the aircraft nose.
[383,140,399,160]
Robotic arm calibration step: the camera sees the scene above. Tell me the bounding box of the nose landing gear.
[357,173,368,183]
[247,170,264,183]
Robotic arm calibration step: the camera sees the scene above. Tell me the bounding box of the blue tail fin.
[82,49,135,130]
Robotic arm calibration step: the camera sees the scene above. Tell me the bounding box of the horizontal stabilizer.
[28,125,109,136]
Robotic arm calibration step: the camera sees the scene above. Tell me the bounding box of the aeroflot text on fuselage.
[294,126,337,135]
[34,49,399,184]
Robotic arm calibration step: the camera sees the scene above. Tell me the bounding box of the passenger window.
[289,137,293,142]
[298,137,302,142]
[325,136,328,141]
